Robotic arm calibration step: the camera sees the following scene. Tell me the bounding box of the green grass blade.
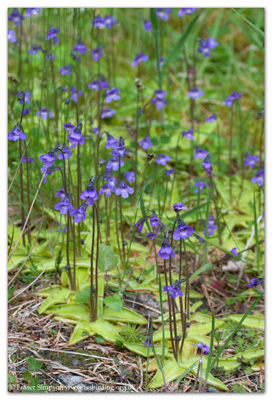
[231,8,264,38]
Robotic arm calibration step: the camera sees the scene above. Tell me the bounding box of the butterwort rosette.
[115,182,134,199]
[54,193,74,215]
[8,123,26,142]
[131,53,149,67]
[158,235,175,260]
[80,179,99,205]
[163,280,184,298]
[173,220,194,240]
[70,201,88,223]
[152,90,168,110]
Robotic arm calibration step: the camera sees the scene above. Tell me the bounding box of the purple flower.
[144,19,152,31]
[99,184,114,197]
[190,343,210,356]
[182,129,194,140]
[45,26,60,41]
[36,108,54,120]
[163,280,184,298]
[73,40,88,54]
[206,114,217,123]
[70,202,88,223]
[165,169,174,176]
[230,248,239,257]
[156,154,171,166]
[45,53,55,60]
[54,193,74,215]
[26,8,41,17]
[8,9,24,25]
[131,53,149,67]
[203,221,217,237]
[88,80,100,90]
[198,37,219,57]
[56,187,65,201]
[194,181,206,193]
[41,166,59,183]
[187,88,204,100]
[152,90,168,110]
[115,182,134,199]
[80,180,99,205]
[158,236,175,260]
[105,132,119,149]
[147,232,157,239]
[68,121,85,149]
[150,213,160,228]
[64,122,75,131]
[92,16,106,28]
[201,154,213,177]
[105,88,120,103]
[104,15,118,29]
[247,278,264,288]
[178,8,197,18]
[8,124,26,142]
[92,46,103,62]
[39,148,58,169]
[8,30,17,43]
[123,171,135,183]
[156,8,172,21]
[22,156,34,163]
[28,45,42,55]
[57,144,73,160]
[101,108,116,119]
[194,146,208,159]
[139,136,153,150]
[173,220,194,241]
[251,169,264,186]
[160,57,165,66]
[144,338,152,347]
[106,157,124,171]
[244,154,259,169]
[23,108,32,115]
[134,217,148,233]
[111,137,126,158]
[59,65,71,76]
[195,234,205,244]
[223,91,243,107]
[173,202,188,213]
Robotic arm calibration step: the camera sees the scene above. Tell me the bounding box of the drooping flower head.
[190,342,210,356]
[173,202,188,213]
[230,248,239,257]
[57,143,73,160]
[244,154,260,169]
[251,169,264,186]
[206,114,217,124]
[41,166,60,183]
[152,90,168,109]
[178,8,197,17]
[165,169,174,176]
[187,88,204,100]
[105,88,120,103]
[80,178,99,205]
[134,216,149,233]
[68,121,85,149]
[150,212,160,228]
[158,235,175,260]
[54,193,74,215]
[201,154,213,177]
[101,108,116,119]
[115,182,134,199]
[92,46,103,62]
[182,129,194,140]
[247,278,264,288]
[8,123,26,142]
[173,220,194,241]
[131,53,149,67]
[223,91,243,107]
[156,154,171,166]
[194,181,206,193]
[39,148,58,169]
[105,132,119,149]
[45,26,60,41]
[111,137,126,158]
[156,8,172,21]
[144,337,152,347]
[70,201,88,223]
[163,280,185,298]
[36,108,53,120]
[56,187,65,201]
[22,156,34,163]
[139,136,153,150]
[147,232,157,240]
[64,122,75,132]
